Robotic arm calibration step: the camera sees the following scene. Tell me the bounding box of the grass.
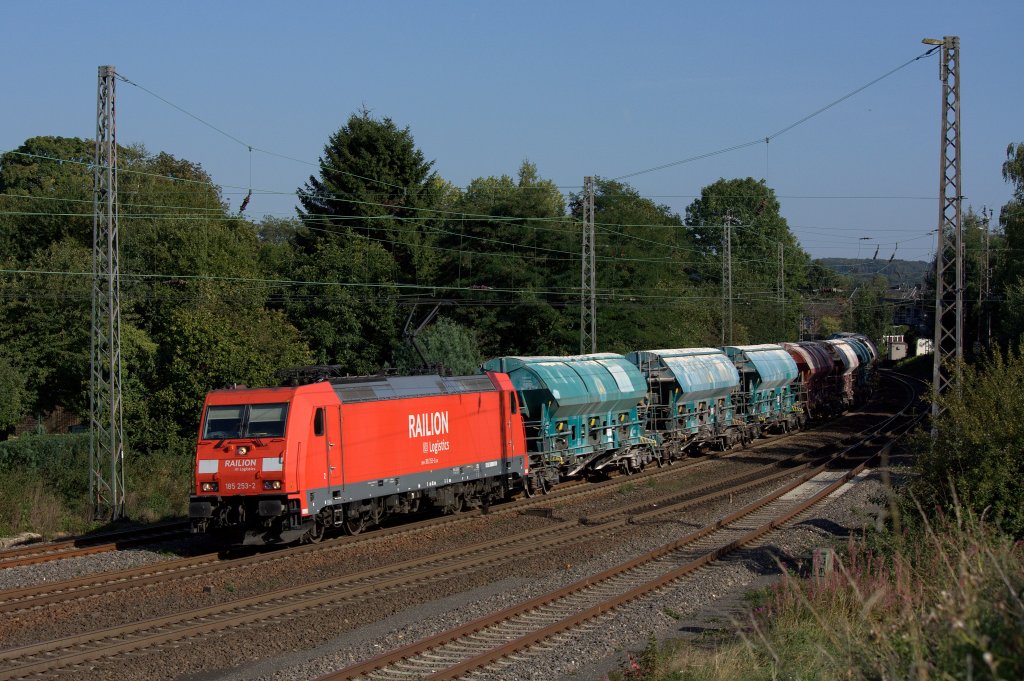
[611,504,1024,680]
[0,433,193,537]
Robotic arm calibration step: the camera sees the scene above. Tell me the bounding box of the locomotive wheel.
[523,479,534,498]
[345,515,366,535]
[306,516,326,544]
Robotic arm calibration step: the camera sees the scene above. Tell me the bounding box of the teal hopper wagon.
[482,353,652,488]
[626,348,743,455]
[720,344,802,436]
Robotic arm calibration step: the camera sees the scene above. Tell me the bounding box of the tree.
[685,178,811,343]
[0,354,25,435]
[435,161,576,357]
[0,137,313,451]
[844,274,892,346]
[298,109,440,285]
[913,346,1024,538]
[996,142,1024,344]
[283,238,399,372]
[0,137,94,262]
[568,178,708,351]
[392,317,483,375]
[150,293,311,443]
[0,237,92,418]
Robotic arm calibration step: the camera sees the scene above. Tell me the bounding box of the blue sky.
[3,1,1022,263]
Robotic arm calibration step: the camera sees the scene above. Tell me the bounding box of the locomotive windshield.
[202,403,288,439]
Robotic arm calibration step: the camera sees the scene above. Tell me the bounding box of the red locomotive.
[189,371,526,545]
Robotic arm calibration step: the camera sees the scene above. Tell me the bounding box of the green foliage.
[0,434,90,535]
[123,448,193,522]
[0,434,192,533]
[284,237,397,372]
[0,353,26,434]
[152,290,311,438]
[0,237,92,416]
[570,178,704,351]
[844,274,892,348]
[815,257,929,289]
[0,136,94,262]
[996,142,1024,345]
[912,346,1024,537]
[436,161,576,357]
[392,317,483,375]
[1001,277,1024,343]
[298,108,440,284]
[640,511,1023,681]
[684,178,810,343]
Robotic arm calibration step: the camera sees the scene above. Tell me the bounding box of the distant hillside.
[816,258,930,288]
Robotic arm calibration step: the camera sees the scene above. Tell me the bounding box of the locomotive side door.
[326,405,343,497]
[499,390,510,468]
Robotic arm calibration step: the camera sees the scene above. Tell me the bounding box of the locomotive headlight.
[263,480,282,490]
[237,446,249,456]
[200,481,219,492]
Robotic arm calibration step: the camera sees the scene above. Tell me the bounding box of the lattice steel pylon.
[928,36,963,418]
[90,65,126,520]
[580,176,596,354]
[721,213,735,345]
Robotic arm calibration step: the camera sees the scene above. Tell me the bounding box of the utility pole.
[777,242,786,341]
[580,176,596,354]
[90,65,126,520]
[721,212,736,345]
[924,36,963,419]
[980,206,992,350]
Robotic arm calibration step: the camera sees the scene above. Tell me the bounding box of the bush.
[0,433,194,535]
[0,434,90,535]
[634,509,1023,681]
[913,346,1024,538]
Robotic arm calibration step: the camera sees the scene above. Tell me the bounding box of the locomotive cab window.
[202,403,289,440]
[314,407,325,436]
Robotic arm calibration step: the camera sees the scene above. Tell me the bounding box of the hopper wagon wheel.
[525,474,548,497]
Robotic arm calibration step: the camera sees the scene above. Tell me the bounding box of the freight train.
[189,334,877,545]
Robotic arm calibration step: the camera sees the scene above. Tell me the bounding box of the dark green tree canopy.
[685,177,810,342]
[298,109,440,283]
[0,136,94,261]
[434,161,575,357]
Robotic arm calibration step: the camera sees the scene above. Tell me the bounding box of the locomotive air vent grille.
[443,376,497,393]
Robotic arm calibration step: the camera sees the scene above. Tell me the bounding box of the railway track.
[0,373,920,680]
[0,421,843,616]
[0,424,781,575]
[325,375,922,680]
[0,426,890,680]
[0,521,189,570]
